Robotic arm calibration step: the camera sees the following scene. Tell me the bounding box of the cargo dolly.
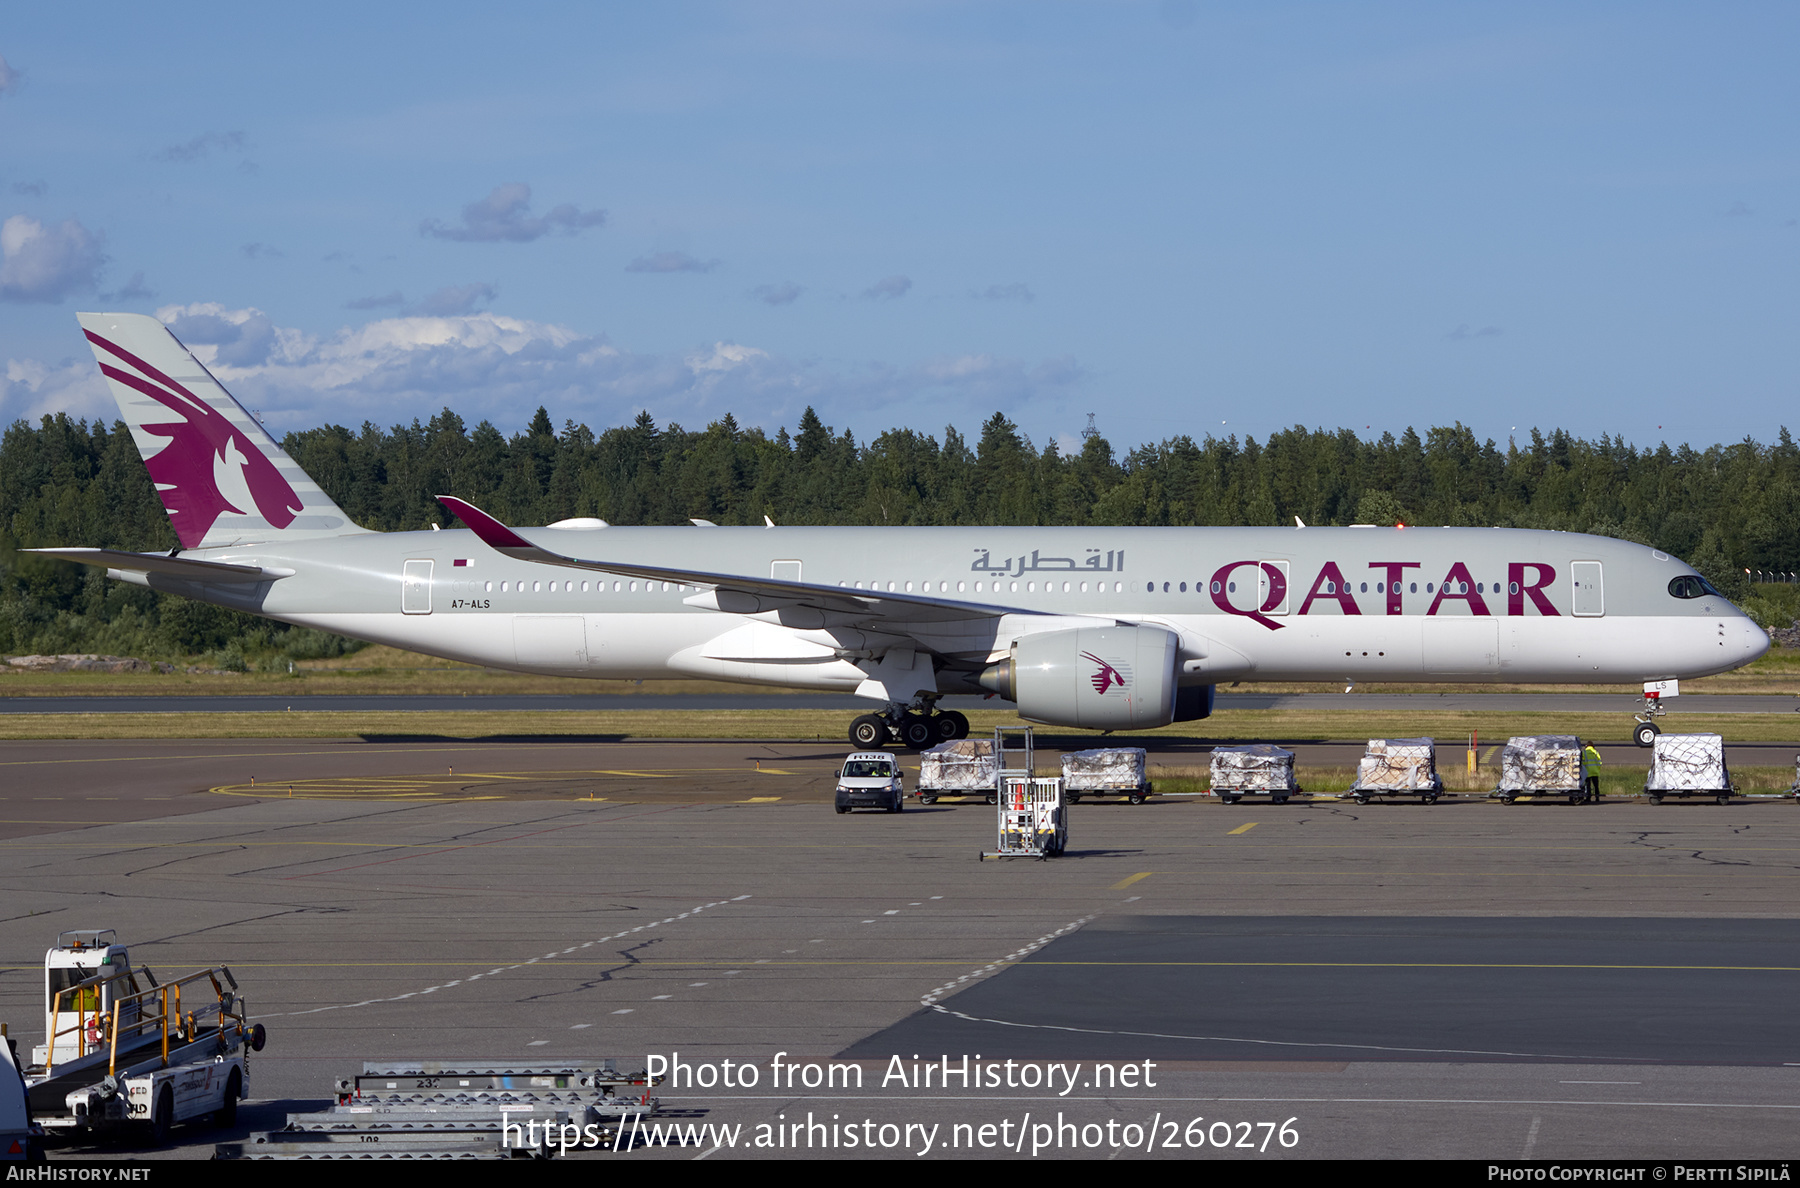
[1347,738,1444,804]
[1061,748,1153,804]
[1644,732,1736,805]
[218,1060,664,1159]
[1493,736,1592,805]
[1209,744,1299,804]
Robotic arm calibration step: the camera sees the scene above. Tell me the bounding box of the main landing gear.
[848,699,970,750]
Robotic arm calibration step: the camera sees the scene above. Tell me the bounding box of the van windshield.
[843,761,894,778]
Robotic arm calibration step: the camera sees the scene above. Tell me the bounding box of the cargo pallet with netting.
[915,738,998,805]
[1209,744,1299,805]
[1347,738,1444,804]
[1644,732,1736,805]
[1061,748,1153,805]
[1492,735,1591,805]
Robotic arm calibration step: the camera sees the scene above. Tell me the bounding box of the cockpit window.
[1668,574,1722,600]
[843,760,895,778]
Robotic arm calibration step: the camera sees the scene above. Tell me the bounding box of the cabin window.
[1409,582,1417,593]
[1228,581,1237,593]
[958,581,966,592]
[1211,581,1221,593]
[1146,582,1155,593]
[1009,581,1019,593]
[1179,582,1187,593]
[1425,583,1433,593]
[1162,582,1170,592]
[1360,582,1368,593]
[1325,581,1336,594]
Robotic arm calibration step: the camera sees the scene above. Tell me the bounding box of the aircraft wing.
[437,495,1036,626]
[22,548,292,583]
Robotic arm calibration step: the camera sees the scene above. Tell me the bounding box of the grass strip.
[1,708,1798,744]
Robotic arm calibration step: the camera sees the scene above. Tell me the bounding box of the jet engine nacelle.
[980,624,1186,731]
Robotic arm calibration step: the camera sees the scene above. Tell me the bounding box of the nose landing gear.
[847,700,970,749]
[1633,691,1668,748]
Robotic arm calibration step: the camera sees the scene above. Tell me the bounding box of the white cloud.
[626,251,720,273]
[1,356,112,425]
[421,183,607,243]
[411,282,497,316]
[976,282,1033,302]
[751,281,802,305]
[0,215,106,303]
[862,274,911,300]
[14,303,1086,437]
[156,130,247,164]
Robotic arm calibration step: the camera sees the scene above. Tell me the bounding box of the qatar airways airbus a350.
[28,312,1769,748]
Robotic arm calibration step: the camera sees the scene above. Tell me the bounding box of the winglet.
[436,496,538,552]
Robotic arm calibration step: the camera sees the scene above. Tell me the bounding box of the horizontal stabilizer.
[23,548,291,584]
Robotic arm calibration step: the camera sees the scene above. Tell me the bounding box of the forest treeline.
[2,406,1797,665]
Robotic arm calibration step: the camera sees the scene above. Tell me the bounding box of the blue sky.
[1,2,1794,454]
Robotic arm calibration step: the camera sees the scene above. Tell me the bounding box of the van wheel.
[148,1085,174,1145]
[217,1067,242,1128]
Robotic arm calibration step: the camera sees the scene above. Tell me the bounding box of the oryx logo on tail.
[83,328,303,548]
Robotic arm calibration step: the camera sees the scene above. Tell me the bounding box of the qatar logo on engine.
[1081,652,1128,695]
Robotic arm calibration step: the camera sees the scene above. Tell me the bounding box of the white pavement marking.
[260,895,746,1017]
[920,914,1097,1010]
[1523,1115,1541,1160]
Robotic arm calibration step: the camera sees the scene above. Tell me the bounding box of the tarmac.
[4,732,1800,1161]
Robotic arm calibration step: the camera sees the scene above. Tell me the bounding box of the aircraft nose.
[1743,620,1772,662]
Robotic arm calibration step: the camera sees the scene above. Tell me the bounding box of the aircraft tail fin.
[76,311,361,549]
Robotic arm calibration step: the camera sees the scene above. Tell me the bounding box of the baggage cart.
[1644,732,1735,804]
[916,738,998,805]
[1348,738,1444,804]
[982,727,1066,859]
[1209,744,1298,804]
[1060,748,1152,804]
[1493,736,1589,804]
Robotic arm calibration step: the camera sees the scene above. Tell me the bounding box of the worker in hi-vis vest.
[1582,742,1603,803]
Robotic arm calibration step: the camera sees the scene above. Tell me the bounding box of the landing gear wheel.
[937,711,970,741]
[849,715,887,748]
[1634,721,1660,748]
[898,714,935,750]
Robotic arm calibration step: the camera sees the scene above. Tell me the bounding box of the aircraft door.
[1571,561,1604,616]
[402,560,433,615]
